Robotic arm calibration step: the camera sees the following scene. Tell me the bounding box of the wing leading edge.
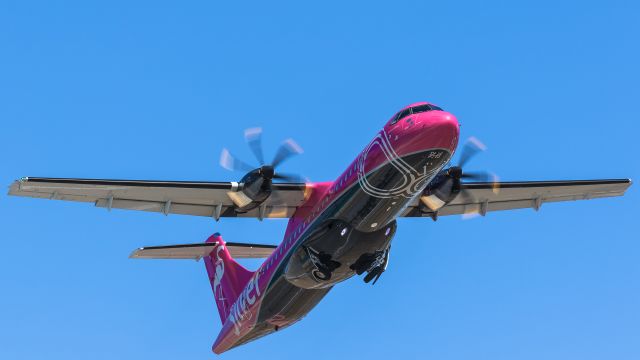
[404,179,632,218]
[8,177,307,219]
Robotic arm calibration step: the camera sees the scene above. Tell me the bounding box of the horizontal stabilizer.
[130,242,277,260]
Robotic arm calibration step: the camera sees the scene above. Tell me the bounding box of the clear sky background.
[1,1,639,359]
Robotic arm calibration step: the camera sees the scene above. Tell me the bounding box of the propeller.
[446,137,490,181]
[220,127,305,183]
[443,137,500,216]
[457,136,486,168]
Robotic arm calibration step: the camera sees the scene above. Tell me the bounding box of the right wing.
[8,177,308,219]
[403,179,632,218]
[130,242,277,260]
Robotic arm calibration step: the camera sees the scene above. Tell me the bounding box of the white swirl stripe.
[357,130,449,199]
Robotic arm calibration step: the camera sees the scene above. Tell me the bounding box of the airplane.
[8,101,632,354]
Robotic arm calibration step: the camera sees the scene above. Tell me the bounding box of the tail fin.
[203,233,254,323]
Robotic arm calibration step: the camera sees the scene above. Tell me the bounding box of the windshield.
[389,109,410,125]
[390,104,444,125]
[410,104,443,114]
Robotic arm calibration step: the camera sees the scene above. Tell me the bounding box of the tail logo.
[228,272,261,335]
[212,246,227,312]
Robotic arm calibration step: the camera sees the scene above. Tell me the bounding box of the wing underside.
[403,179,632,218]
[8,177,308,219]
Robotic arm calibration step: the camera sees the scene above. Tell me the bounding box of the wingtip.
[8,178,26,195]
[128,248,144,259]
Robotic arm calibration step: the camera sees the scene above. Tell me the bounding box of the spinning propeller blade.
[245,127,265,165]
[220,128,305,183]
[273,172,306,183]
[458,136,487,168]
[219,148,255,172]
[272,139,304,168]
[440,136,501,219]
[460,171,492,182]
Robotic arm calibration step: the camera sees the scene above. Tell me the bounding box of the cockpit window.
[390,108,411,125]
[410,104,431,114]
[390,104,444,125]
[411,104,444,114]
[397,109,411,120]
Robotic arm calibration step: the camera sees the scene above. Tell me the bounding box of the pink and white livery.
[9,102,632,353]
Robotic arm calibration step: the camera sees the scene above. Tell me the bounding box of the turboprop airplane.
[8,102,632,354]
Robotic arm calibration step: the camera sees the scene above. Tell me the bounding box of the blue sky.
[1,1,639,359]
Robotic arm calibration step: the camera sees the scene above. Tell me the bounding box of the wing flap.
[451,179,630,205]
[130,242,277,260]
[10,177,237,205]
[93,199,296,218]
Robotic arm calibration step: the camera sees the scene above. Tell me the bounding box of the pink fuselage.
[213,102,460,353]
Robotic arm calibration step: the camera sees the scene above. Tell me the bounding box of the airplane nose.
[387,110,460,157]
[432,112,459,134]
[415,111,459,152]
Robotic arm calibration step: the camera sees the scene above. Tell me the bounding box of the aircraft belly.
[284,218,396,289]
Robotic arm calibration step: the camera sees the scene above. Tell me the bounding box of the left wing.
[403,179,632,218]
[8,177,308,219]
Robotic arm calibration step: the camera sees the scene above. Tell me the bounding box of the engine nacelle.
[227,167,274,212]
[418,168,461,214]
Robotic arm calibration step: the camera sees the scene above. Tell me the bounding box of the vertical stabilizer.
[203,233,254,323]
